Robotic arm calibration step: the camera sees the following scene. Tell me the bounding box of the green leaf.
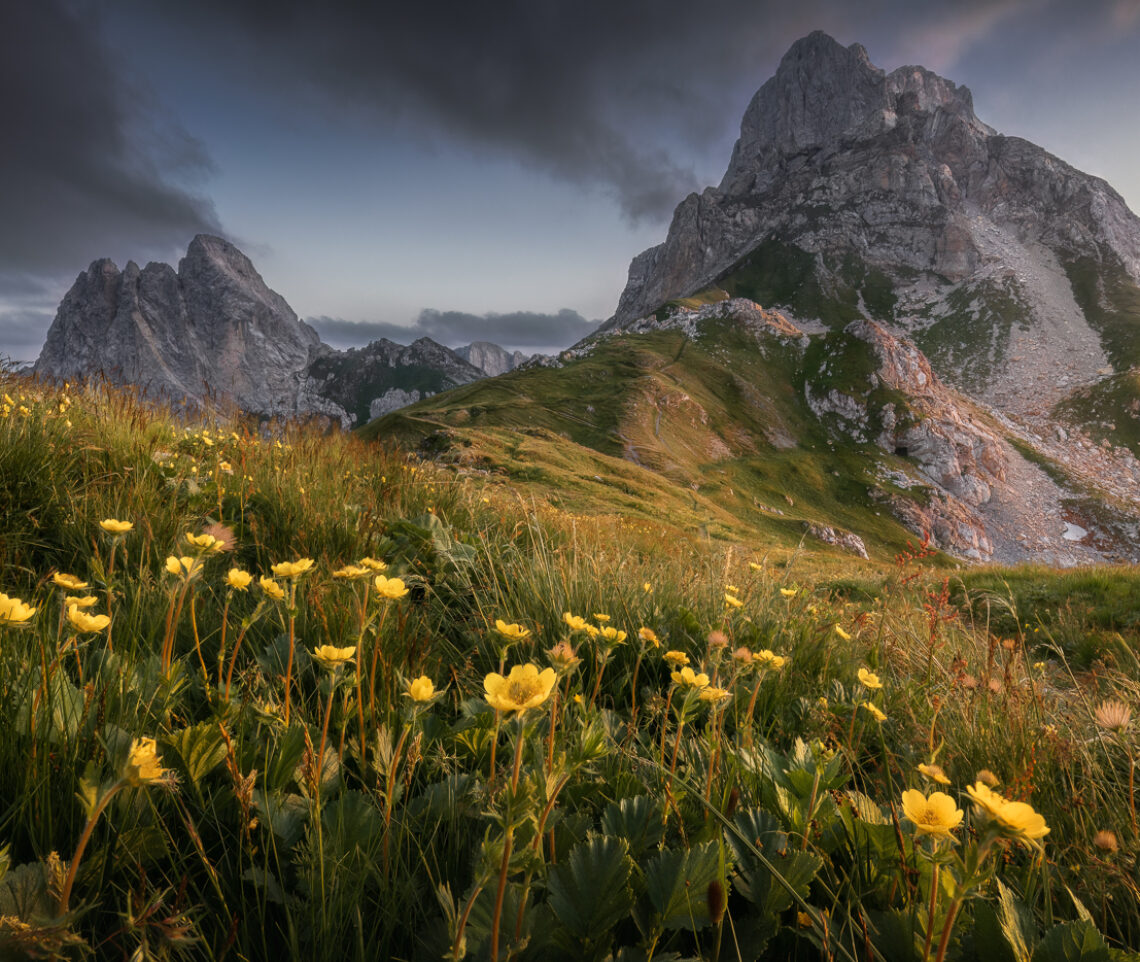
[644,840,723,932]
[263,724,308,792]
[994,878,1040,962]
[252,790,309,847]
[1031,922,1110,962]
[726,808,822,919]
[165,720,227,788]
[600,795,665,857]
[548,834,634,943]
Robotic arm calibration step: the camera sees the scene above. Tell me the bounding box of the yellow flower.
[724,593,744,608]
[358,557,388,572]
[642,582,652,592]
[862,703,887,723]
[593,613,611,623]
[259,577,286,601]
[225,568,252,591]
[494,619,531,641]
[835,625,852,641]
[995,800,1050,842]
[779,587,797,597]
[0,592,38,625]
[726,585,739,593]
[918,763,951,786]
[598,626,627,645]
[699,685,731,703]
[65,595,99,609]
[311,644,357,669]
[671,666,710,689]
[67,607,111,633]
[638,627,660,648]
[165,556,199,577]
[563,612,588,631]
[965,781,1008,819]
[583,624,599,639]
[52,573,89,591]
[123,737,167,787]
[483,663,557,714]
[857,668,883,690]
[271,558,315,580]
[185,532,225,553]
[755,649,786,670]
[99,519,133,535]
[901,789,963,838]
[373,575,409,599]
[663,650,690,667]
[332,564,370,580]
[406,675,435,701]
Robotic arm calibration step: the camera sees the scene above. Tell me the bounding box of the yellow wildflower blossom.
[407,675,436,701]
[483,664,557,714]
[901,789,963,838]
[332,564,370,580]
[271,559,315,580]
[857,668,883,690]
[311,645,357,669]
[918,763,951,786]
[779,587,797,597]
[259,577,286,601]
[0,592,38,625]
[638,627,660,648]
[863,703,887,723]
[994,801,1050,842]
[99,518,133,535]
[52,573,89,591]
[358,557,388,572]
[494,619,531,641]
[65,595,99,609]
[663,650,690,667]
[835,625,852,641]
[373,575,409,599]
[724,593,744,608]
[965,781,1008,819]
[225,568,252,591]
[123,737,167,787]
[699,685,731,703]
[598,626,627,645]
[67,608,111,633]
[563,612,588,631]
[671,666,710,689]
[165,556,199,577]
[185,532,225,553]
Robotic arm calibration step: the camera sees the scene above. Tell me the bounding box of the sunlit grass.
[0,372,1137,960]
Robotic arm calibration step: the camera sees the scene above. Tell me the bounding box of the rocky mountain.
[35,235,342,420]
[35,235,487,426]
[369,33,1140,565]
[455,342,530,377]
[606,31,1140,424]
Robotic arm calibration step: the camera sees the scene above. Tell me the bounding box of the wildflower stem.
[58,779,125,914]
[922,858,939,962]
[490,728,527,962]
[217,596,231,688]
[283,583,297,725]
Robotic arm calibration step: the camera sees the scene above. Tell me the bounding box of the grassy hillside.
[364,318,936,562]
[0,375,1138,960]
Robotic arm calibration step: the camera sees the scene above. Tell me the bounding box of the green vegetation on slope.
[1063,249,1140,372]
[1054,368,1140,457]
[365,317,930,560]
[1,374,1139,959]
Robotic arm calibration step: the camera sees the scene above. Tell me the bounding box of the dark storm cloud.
[154,0,878,222]
[0,308,55,366]
[0,1,220,279]
[309,309,598,352]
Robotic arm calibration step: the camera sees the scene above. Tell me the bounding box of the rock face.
[35,235,489,426]
[607,31,1140,418]
[456,342,530,377]
[304,337,484,426]
[36,236,332,418]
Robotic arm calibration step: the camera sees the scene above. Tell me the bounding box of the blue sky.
[3,0,1139,362]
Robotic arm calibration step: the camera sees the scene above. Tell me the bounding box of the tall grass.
[0,373,1137,961]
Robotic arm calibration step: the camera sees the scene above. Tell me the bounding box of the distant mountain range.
[33,234,533,427]
[367,32,1140,565]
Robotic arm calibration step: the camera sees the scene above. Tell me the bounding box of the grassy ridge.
[0,375,1138,960]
